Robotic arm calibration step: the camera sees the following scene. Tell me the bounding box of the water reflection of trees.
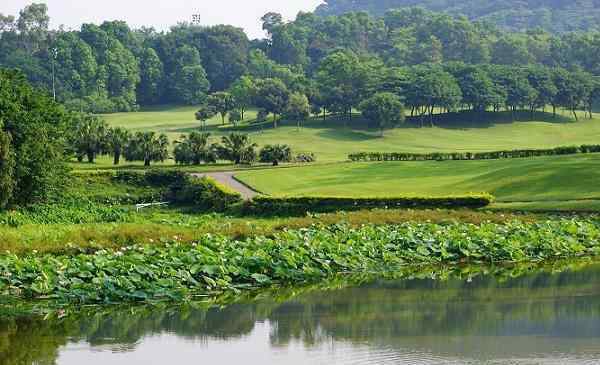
[2,261,600,365]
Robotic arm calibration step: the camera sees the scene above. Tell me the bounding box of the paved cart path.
[191,172,259,200]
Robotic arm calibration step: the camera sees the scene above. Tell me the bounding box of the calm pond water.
[2,262,600,365]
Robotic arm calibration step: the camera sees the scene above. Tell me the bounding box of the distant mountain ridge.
[315,0,600,33]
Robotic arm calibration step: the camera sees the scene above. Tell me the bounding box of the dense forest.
[0,4,599,114]
[315,0,600,33]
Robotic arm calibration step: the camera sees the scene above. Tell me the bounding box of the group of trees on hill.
[314,0,600,33]
[1,4,600,114]
[195,54,599,135]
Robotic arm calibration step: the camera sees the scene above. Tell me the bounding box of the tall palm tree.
[126,132,169,166]
[174,132,217,165]
[72,115,108,163]
[106,127,130,165]
[218,133,257,164]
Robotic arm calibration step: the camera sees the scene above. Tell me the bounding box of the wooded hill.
[315,0,600,33]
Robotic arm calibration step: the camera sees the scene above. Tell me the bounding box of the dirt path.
[191,172,259,200]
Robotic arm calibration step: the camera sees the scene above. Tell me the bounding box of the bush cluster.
[246,194,494,215]
[348,144,600,162]
[114,170,241,211]
[295,152,317,163]
[0,200,131,227]
[169,177,242,212]
[113,170,188,187]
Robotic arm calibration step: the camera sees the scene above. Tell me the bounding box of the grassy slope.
[101,105,600,210]
[102,106,600,162]
[236,154,600,209]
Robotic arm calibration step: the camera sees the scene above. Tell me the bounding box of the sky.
[1,0,324,39]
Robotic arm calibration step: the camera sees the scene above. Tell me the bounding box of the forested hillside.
[1,4,599,114]
[315,0,600,33]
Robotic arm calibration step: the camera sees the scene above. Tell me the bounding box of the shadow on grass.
[154,110,581,143]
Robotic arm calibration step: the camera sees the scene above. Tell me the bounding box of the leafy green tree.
[0,14,15,33]
[359,92,405,136]
[229,109,243,126]
[53,32,98,102]
[451,64,506,112]
[228,76,256,120]
[552,67,590,121]
[488,66,538,118]
[195,105,217,130]
[525,65,558,114]
[175,65,210,105]
[125,132,169,166]
[169,45,210,105]
[587,77,600,119]
[404,65,462,125]
[137,47,163,105]
[16,3,49,53]
[0,122,15,208]
[261,12,283,34]
[197,25,249,91]
[106,127,130,165]
[491,36,534,65]
[207,92,235,125]
[284,93,310,130]
[173,132,217,165]
[0,69,70,206]
[259,144,292,166]
[71,114,108,163]
[316,50,374,122]
[255,78,290,128]
[218,133,257,164]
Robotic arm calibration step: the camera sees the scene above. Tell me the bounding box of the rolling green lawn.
[236,154,600,210]
[100,105,600,210]
[101,105,600,162]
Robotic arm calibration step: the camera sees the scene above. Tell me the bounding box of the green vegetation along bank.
[2,218,599,304]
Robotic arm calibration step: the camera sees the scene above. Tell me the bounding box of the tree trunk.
[272,160,279,166]
[552,105,557,117]
[113,152,121,165]
[144,158,151,167]
[87,150,95,163]
[241,107,245,120]
[572,109,578,122]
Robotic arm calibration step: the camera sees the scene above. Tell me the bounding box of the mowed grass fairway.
[102,106,600,162]
[236,154,600,210]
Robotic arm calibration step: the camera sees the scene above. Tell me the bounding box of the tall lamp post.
[51,47,58,101]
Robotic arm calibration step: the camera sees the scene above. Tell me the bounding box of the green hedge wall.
[246,194,495,215]
[348,145,600,162]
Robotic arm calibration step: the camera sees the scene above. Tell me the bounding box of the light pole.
[51,47,58,101]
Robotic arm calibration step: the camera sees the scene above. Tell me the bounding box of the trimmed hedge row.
[246,194,495,215]
[348,144,600,162]
[169,176,242,212]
